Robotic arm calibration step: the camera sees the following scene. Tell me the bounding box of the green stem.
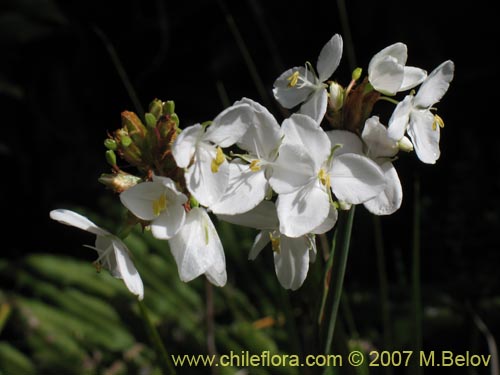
[336,0,357,70]
[412,175,423,375]
[324,207,356,354]
[373,215,394,375]
[138,300,177,375]
[378,96,400,105]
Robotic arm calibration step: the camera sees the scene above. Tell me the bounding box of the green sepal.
[104,139,117,151]
[145,113,157,129]
[105,150,117,167]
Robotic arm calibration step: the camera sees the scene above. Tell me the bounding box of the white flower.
[49,209,144,300]
[168,207,226,287]
[119,175,187,240]
[269,114,385,237]
[218,201,316,290]
[368,42,427,96]
[361,116,403,215]
[273,34,343,122]
[388,60,455,164]
[172,105,249,207]
[210,98,282,215]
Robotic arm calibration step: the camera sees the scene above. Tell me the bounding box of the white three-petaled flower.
[172,105,249,207]
[218,201,316,291]
[120,175,187,239]
[388,60,455,164]
[368,42,427,96]
[273,34,343,122]
[269,114,385,238]
[49,209,144,300]
[211,97,282,215]
[168,207,227,287]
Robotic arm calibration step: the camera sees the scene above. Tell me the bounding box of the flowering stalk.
[323,207,355,353]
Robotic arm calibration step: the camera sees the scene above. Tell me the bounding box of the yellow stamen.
[269,233,280,254]
[152,193,167,216]
[287,71,300,88]
[432,114,445,131]
[318,168,331,189]
[249,159,261,172]
[211,147,225,173]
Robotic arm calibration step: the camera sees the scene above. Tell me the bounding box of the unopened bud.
[121,111,146,143]
[328,82,344,112]
[170,113,180,127]
[145,113,157,129]
[120,135,132,148]
[164,100,175,115]
[189,195,199,208]
[98,171,141,193]
[104,138,117,151]
[105,150,117,167]
[148,99,163,119]
[352,67,362,81]
[397,136,414,152]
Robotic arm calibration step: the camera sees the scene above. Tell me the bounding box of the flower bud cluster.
[50,33,454,298]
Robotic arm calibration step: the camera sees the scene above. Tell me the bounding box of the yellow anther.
[432,114,445,131]
[287,71,300,88]
[152,193,167,216]
[269,233,280,254]
[318,168,331,189]
[211,147,225,173]
[249,159,261,172]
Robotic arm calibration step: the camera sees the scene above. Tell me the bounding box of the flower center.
[318,168,331,189]
[287,71,300,87]
[152,193,167,216]
[211,146,225,173]
[249,159,261,172]
[269,232,280,254]
[432,114,445,131]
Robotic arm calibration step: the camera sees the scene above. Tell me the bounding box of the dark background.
[1,0,499,361]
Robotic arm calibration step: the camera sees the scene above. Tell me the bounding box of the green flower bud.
[170,113,180,127]
[352,67,363,81]
[104,138,117,151]
[105,150,117,167]
[121,111,146,144]
[145,113,157,129]
[189,195,199,208]
[148,98,163,119]
[164,100,175,115]
[120,135,132,148]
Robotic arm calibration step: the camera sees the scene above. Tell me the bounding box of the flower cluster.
[50,33,454,298]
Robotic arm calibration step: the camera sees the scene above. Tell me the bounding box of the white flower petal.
[185,145,229,207]
[120,181,164,221]
[400,66,427,91]
[299,88,328,123]
[282,114,330,167]
[330,154,385,204]
[408,110,440,164]
[363,162,402,215]
[369,43,408,67]
[50,209,109,237]
[152,175,185,197]
[249,230,271,260]
[151,202,186,240]
[311,205,338,234]
[217,200,279,230]
[276,183,330,238]
[269,144,316,194]
[112,239,144,300]
[327,130,363,155]
[362,116,398,159]
[210,162,268,215]
[204,103,250,147]
[316,34,343,82]
[274,236,310,290]
[388,95,413,141]
[414,60,454,109]
[368,55,405,95]
[168,208,226,284]
[273,67,316,109]
[95,236,117,274]
[234,98,282,160]
[172,124,204,168]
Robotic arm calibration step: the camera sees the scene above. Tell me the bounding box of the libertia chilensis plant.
[50,33,454,369]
